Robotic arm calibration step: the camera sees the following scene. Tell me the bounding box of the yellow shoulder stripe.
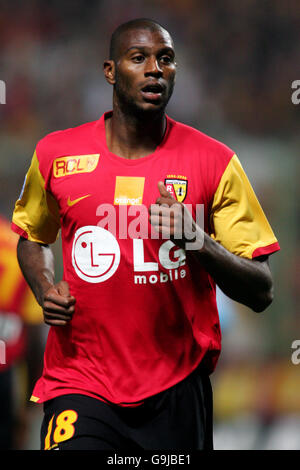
[12,151,60,244]
[210,154,278,259]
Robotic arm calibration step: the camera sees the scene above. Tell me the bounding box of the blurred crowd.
[0,0,299,449]
[0,0,299,138]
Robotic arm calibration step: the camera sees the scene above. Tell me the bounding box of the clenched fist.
[42,280,76,326]
[148,181,203,250]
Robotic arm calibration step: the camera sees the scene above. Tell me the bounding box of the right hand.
[42,280,76,326]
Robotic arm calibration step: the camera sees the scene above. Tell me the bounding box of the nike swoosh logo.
[67,195,91,206]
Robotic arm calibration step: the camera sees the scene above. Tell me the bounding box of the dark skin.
[17,24,274,326]
[17,240,75,326]
[149,182,273,312]
[103,27,176,158]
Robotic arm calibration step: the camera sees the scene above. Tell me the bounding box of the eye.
[132,54,145,63]
[159,55,173,65]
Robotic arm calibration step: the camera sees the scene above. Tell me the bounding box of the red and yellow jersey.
[0,216,43,371]
[11,111,279,405]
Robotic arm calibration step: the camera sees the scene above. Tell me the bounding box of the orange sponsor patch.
[53,154,100,178]
[114,176,145,205]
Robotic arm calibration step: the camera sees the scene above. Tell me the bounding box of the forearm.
[194,232,274,312]
[17,237,75,326]
[17,237,55,306]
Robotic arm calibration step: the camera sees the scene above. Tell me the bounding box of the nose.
[144,56,163,77]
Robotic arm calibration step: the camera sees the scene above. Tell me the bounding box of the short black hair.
[109,18,170,61]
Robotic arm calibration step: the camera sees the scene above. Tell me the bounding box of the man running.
[11,18,280,450]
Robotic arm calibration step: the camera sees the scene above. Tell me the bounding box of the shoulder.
[167,117,237,198]
[32,120,99,179]
[35,120,98,162]
[167,116,234,163]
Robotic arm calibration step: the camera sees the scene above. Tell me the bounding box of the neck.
[105,100,166,159]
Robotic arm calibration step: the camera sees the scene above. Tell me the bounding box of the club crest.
[164,176,188,202]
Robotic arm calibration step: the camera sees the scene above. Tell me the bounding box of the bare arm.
[149,182,274,313]
[193,233,273,312]
[17,237,75,326]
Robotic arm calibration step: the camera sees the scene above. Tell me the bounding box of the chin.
[126,101,165,118]
[142,102,166,113]
[116,92,170,119]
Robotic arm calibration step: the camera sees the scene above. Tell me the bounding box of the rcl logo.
[72,226,186,284]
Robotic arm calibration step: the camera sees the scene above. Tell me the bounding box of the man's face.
[111,27,176,115]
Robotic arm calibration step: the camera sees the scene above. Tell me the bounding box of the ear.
[103,60,116,85]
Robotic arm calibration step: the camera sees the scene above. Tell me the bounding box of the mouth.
[140,83,164,101]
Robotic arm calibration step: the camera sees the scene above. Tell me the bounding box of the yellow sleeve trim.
[12,150,60,244]
[30,395,40,403]
[210,154,278,259]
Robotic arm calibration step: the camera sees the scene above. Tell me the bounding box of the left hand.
[148,181,198,248]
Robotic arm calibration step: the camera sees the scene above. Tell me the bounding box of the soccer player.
[11,18,280,450]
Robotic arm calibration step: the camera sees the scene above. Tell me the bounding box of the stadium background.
[0,0,299,450]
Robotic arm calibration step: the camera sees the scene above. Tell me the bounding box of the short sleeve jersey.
[11,111,280,405]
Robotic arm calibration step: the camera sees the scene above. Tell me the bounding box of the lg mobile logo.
[72,226,186,285]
